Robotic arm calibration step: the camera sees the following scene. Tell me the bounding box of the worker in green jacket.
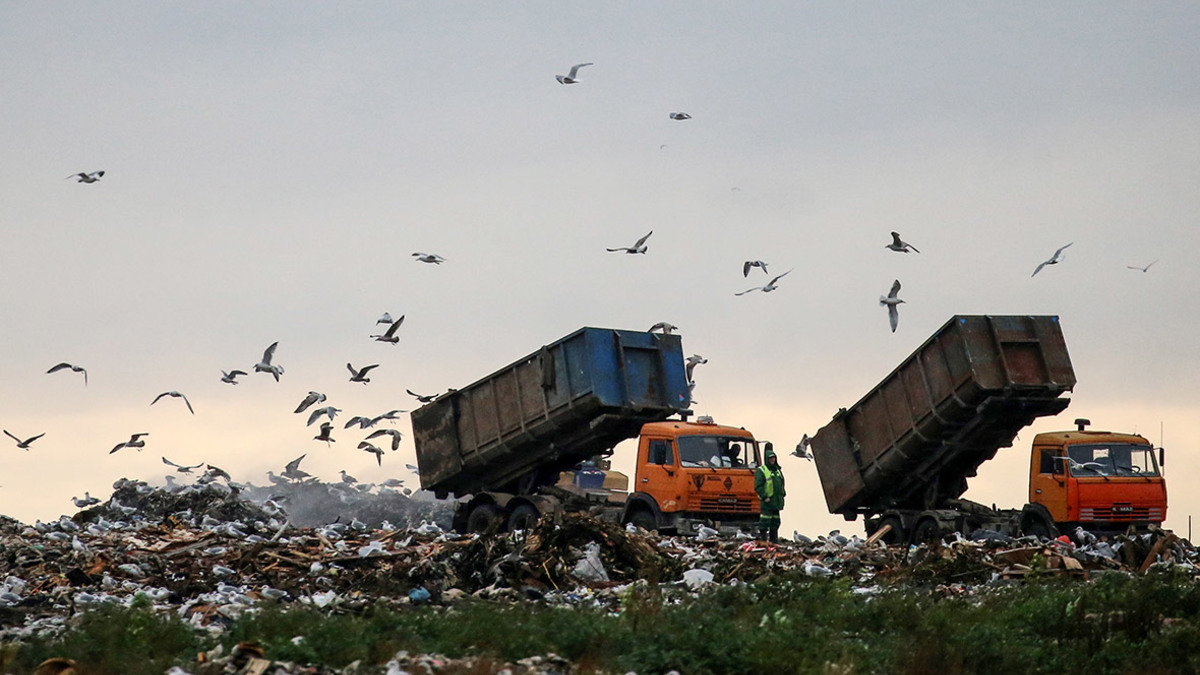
[755,443,785,542]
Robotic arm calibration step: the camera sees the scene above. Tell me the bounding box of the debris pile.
[1,477,1196,673]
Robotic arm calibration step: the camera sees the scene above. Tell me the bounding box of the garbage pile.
[1,476,1197,672]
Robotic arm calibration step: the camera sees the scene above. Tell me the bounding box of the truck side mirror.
[1160,447,1165,468]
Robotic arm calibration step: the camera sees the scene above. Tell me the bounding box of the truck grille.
[696,497,756,512]
[1080,506,1162,522]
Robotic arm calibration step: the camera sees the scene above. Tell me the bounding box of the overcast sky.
[2,3,1198,537]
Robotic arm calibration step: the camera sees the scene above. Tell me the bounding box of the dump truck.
[411,327,764,534]
[810,315,1167,544]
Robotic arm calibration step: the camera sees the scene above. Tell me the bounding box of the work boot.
[758,528,770,542]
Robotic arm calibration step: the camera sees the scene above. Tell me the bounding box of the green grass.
[7,573,1200,674]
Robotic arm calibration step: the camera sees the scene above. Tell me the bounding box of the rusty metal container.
[811,315,1077,517]
[412,328,691,498]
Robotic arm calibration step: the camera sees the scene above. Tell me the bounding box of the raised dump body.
[412,327,691,498]
[811,315,1076,518]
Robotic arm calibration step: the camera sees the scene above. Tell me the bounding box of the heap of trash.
[1,475,1196,673]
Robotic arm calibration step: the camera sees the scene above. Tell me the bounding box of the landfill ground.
[2,476,1199,675]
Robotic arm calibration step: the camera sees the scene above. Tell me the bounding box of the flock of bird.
[9,60,1163,514]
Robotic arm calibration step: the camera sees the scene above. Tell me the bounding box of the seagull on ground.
[793,434,813,461]
[735,269,792,296]
[407,389,437,403]
[412,252,446,264]
[1031,243,1073,277]
[606,230,653,254]
[649,322,678,334]
[294,391,327,414]
[72,493,100,508]
[162,457,203,474]
[151,391,194,414]
[556,62,593,84]
[366,428,403,451]
[347,362,379,384]
[743,260,768,277]
[340,469,357,485]
[4,430,45,450]
[220,369,247,385]
[47,362,88,385]
[314,422,335,444]
[253,341,284,381]
[370,315,405,344]
[359,442,385,466]
[885,231,920,253]
[282,455,311,481]
[68,171,105,183]
[880,280,904,333]
[110,433,149,454]
[669,112,692,120]
[306,406,342,426]
[685,355,707,382]
[1127,260,1158,273]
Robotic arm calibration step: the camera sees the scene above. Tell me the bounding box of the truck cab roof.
[1033,430,1151,446]
[640,420,756,439]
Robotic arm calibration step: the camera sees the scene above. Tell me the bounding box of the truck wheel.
[875,516,906,546]
[507,504,540,532]
[910,519,942,545]
[628,509,657,533]
[467,504,502,534]
[1025,518,1055,540]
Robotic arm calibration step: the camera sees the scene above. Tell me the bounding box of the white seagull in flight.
[67,171,105,183]
[152,391,194,414]
[886,231,920,253]
[1031,243,1073,277]
[556,62,593,84]
[47,362,88,386]
[254,341,284,381]
[412,252,446,264]
[606,231,653,254]
[880,279,904,332]
[735,269,792,296]
[370,315,405,344]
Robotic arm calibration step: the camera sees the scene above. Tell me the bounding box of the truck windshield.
[1066,443,1160,478]
[677,436,758,469]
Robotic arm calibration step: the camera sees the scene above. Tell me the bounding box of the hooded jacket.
[754,446,785,511]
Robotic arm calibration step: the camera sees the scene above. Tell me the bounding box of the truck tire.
[627,509,657,533]
[910,519,942,545]
[467,504,503,534]
[1024,518,1056,540]
[507,503,540,532]
[875,516,906,546]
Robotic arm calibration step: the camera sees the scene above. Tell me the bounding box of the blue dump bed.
[411,328,692,498]
[811,315,1077,517]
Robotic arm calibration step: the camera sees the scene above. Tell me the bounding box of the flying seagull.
[47,362,88,386]
[743,260,768,277]
[343,415,378,430]
[375,409,406,423]
[1127,260,1158,273]
[886,231,920,253]
[412,252,446,264]
[314,421,335,444]
[405,463,421,475]
[649,322,678,334]
[377,312,394,324]
[669,112,692,120]
[685,354,707,382]
[282,454,311,481]
[67,171,104,183]
[407,389,437,403]
[606,230,653,254]
[4,430,45,450]
[880,279,904,333]
[370,315,405,344]
[294,391,327,414]
[220,369,247,385]
[366,428,404,451]
[793,434,813,461]
[306,406,342,426]
[347,362,379,384]
[359,441,385,466]
[162,457,202,474]
[110,433,149,454]
[151,391,194,414]
[1031,243,1073,277]
[735,269,792,296]
[254,341,284,381]
[556,62,593,84]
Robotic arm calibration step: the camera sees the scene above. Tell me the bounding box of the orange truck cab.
[1026,418,1167,536]
[621,417,763,534]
